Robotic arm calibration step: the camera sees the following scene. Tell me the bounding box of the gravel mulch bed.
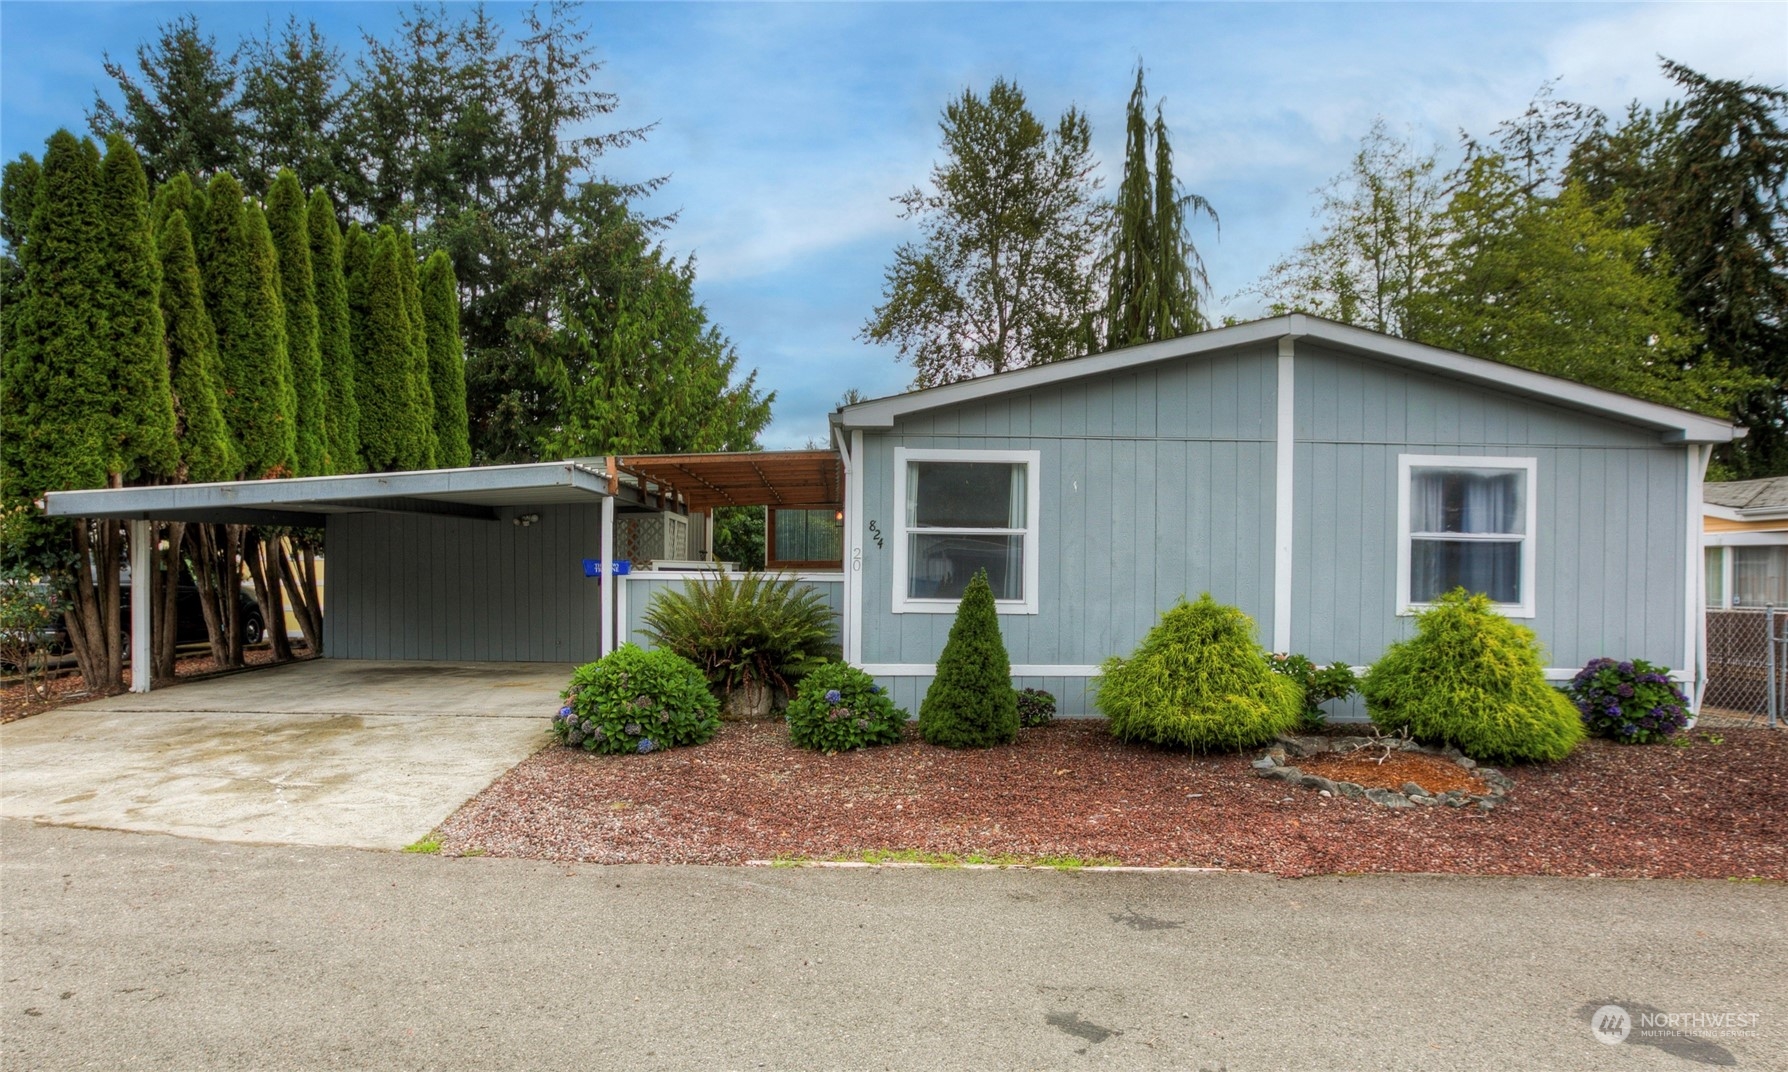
[436,720,1787,878]
[1,647,296,724]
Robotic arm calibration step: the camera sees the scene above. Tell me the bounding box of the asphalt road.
[3,819,1783,1072]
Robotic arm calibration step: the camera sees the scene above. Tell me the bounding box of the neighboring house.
[830,314,1739,715]
[1703,477,1788,610]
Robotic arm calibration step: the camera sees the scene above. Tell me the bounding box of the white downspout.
[1272,335,1297,653]
[848,429,866,666]
[128,518,152,693]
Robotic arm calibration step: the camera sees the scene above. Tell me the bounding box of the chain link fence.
[1704,608,1787,727]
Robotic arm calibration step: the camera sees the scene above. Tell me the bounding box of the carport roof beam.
[41,461,613,524]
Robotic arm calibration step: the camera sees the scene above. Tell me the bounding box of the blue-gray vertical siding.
[860,344,1278,711]
[620,572,845,649]
[325,503,606,662]
[1290,344,1687,672]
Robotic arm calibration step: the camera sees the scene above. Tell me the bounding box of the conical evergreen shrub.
[266,170,325,476]
[420,250,470,467]
[1096,594,1301,752]
[308,189,359,473]
[918,569,1019,748]
[99,134,178,483]
[202,174,293,478]
[356,227,423,471]
[1361,589,1583,763]
[155,208,237,482]
[394,229,437,468]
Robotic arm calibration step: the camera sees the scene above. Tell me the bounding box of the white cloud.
[1546,3,1788,109]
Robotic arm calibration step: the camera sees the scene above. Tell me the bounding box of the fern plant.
[640,571,838,700]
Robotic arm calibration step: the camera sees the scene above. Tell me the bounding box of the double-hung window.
[1397,455,1536,617]
[892,448,1040,614]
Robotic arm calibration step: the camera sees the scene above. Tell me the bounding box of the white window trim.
[1396,454,1538,619]
[892,447,1041,615]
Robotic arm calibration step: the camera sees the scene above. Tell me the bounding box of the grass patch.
[829,848,1126,869]
[403,835,442,854]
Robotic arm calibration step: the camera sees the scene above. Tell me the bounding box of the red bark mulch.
[436,719,1787,878]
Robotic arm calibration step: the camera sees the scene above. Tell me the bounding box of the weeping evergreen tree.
[357,227,428,471]
[394,228,438,469]
[265,169,325,476]
[201,173,294,478]
[420,250,471,467]
[1095,64,1217,351]
[308,189,359,473]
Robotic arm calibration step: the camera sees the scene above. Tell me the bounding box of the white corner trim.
[599,494,616,657]
[841,429,864,665]
[1273,337,1295,653]
[1395,454,1538,619]
[1687,443,1710,708]
[890,446,1041,616]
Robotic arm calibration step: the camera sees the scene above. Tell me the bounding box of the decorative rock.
[1263,766,1303,783]
[1453,756,1477,770]
[1476,798,1499,812]
[1336,782,1367,800]
[1318,790,1333,798]
[1251,757,1277,770]
[1477,770,1516,791]
[1400,782,1427,798]
[1274,734,1314,758]
[1364,788,1413,808]
[1300,774,1339,794]
[1409,795,1434,805]
[1267,746,1287,763]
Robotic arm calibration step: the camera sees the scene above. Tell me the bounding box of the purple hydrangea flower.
[559,705,574,718]
[637,738,655,754]
[624,722,641,736]
[825,689,843,703]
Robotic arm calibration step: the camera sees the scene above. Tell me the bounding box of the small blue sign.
[582,558,632,577]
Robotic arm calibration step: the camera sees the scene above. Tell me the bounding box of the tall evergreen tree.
[202,173,294,478]
[149,172,208,249]
[420,250,471,467]
[394,229,438,468]
[1096,64,1217,351]
[99,135,179,483]
[863,78,1105,385]
[236,17,350,200]
[308,189,360,473]
[87,15,244,185]
[265,169,326,475]
[155,208,236,483]
[357,227,424,471]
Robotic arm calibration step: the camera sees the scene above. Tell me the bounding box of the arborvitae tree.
[266,170,326,475]
[99,135,179,482]
[420,250,470,467]
[357,228,425,470]
[1096,64,1216,351]
[202,173,294,478]
[155,208,236,482]
[149,172,207,250]
[308,189,359,472]
[4,132,124,687]
[394,229,438,468]
[918,569,1020,748]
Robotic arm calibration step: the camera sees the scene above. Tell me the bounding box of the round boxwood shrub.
[1016,687,1057,728]
[1361,589,1583,763]
[918,570,1020,748]
[1568,657,1691,744]
[1095,594,1302,752]
[786,661,907,752]
[553,644,720,755]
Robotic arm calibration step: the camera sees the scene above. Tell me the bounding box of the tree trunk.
[278,538,323,655]
[152,521,185,683]
[186,523,245,668]
[244,530,293,662]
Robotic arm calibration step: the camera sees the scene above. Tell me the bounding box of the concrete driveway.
[0,659,567,850]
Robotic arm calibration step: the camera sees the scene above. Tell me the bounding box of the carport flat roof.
[41,460,612,525]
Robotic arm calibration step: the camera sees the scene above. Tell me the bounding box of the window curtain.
[1410,468,1522,603]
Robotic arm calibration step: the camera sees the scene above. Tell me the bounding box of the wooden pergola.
[615,450,842,510]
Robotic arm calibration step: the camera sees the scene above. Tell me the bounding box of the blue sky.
[3,2,1784,448]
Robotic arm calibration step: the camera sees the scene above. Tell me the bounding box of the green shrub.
[1096,594,1302,752]
[640,571,838,699]
[1569,658,1691,744]
[1361,589,1583,763]
[1016,687,1057,728]
[786,662,907,752]
[1267,652,1359,731]
[918,570,1019,748]
[553,644,720,754]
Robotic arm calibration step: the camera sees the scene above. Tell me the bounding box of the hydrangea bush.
[552,644,720,755]
[1568,658,1691,744]
[786,662,907,752]
[1016,687,1057,728]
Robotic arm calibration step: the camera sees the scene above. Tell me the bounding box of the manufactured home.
[45,315,1737,715]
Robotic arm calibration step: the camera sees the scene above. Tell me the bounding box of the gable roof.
[834,314,1742,445]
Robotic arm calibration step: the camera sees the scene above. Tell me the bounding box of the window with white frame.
[1397,455,1536,617]
[892,447,1040,614]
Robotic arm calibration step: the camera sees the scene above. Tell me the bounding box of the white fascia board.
[1301,320,1740,444]
[835,313,1741,445]
[836,318,1293,429]
[1703,530,1788,547]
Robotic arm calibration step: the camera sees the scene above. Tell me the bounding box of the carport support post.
[128,519,152,693]
[600,493,616,657]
